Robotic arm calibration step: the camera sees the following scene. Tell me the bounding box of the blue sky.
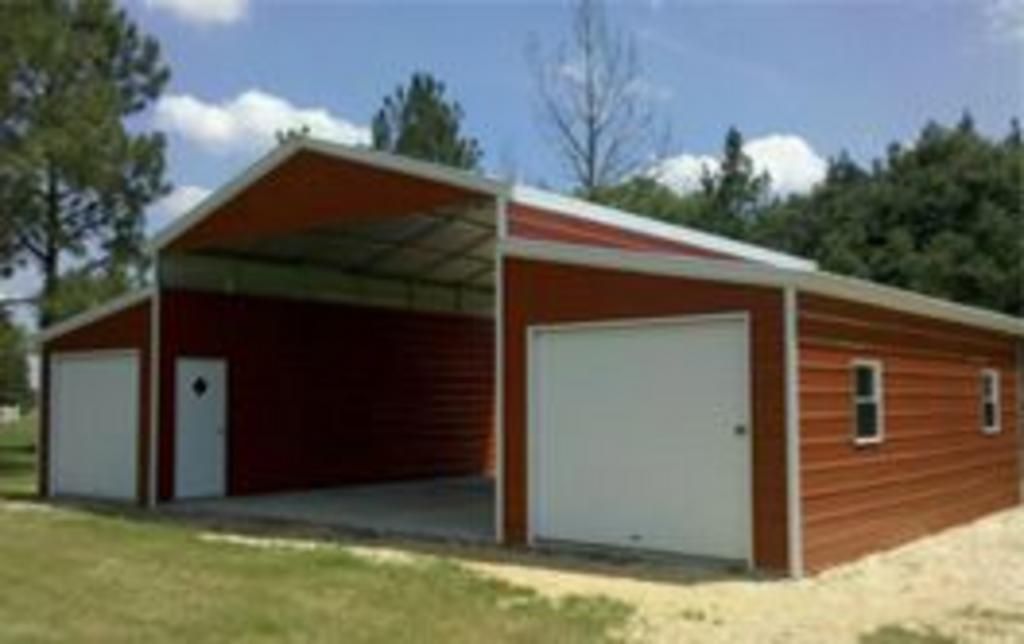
[3,0,1023,306]
[131,0,1023,227]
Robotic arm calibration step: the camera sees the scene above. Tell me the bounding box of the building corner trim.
[494,195,508,544]
[148,263,162,508]
[784,286,805,577]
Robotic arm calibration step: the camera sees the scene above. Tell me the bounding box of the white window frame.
[980,368,1001,435]
[851,359,885,445]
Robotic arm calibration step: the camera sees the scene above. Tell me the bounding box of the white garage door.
[50,351,140,500]
[530,315,751,562]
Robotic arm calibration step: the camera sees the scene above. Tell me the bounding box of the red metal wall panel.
[507,202,737,260]
[41,301,152,504]
[502,257,789,572]
[157,290,494,500]
[799,293,1021,571]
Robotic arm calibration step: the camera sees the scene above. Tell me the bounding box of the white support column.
[493,193,509,544]
[784,286,804,577]
[148,258,162,507]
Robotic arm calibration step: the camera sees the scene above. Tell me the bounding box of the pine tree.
[696,127,770,238]
[0,0,171,326]
[371,73,482,170]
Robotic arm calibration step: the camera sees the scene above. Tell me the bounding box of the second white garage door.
[49,351,140,500]
[529,315,751,562]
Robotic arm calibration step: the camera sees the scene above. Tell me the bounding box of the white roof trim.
[149,138,506,252]
[509,184,817,271]
[36,287,154,345]
[501,237,1024,337]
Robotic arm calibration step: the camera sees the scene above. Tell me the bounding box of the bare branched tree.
[528,0,668,197]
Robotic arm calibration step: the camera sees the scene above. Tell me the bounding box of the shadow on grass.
[0,444,36,455]
[41,496,777,589]
[859,625,958,644]
[0,452,38,502]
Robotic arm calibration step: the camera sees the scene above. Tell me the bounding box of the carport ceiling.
[187,200,497,293]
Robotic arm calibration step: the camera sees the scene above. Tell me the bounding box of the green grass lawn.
[0,412,38,499]
[0,415,630,643]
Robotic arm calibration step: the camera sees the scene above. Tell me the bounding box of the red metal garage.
[38,139,1023,576]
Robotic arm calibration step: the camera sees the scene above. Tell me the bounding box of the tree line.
[593,117,1024,317]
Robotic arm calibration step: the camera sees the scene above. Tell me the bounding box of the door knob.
[734,424,748,436]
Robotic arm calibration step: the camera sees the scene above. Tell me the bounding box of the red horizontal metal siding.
[502,257,789,572]
[798,294,1021,571]
[507,203,737,260]
[157,290,494,500]
[41,301,152,504]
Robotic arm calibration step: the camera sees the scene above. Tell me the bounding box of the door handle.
[734,424,748,437]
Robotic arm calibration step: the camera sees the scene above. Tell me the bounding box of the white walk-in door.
[530,315,751,561]
[50,351,140,500]
[175,358,227,499]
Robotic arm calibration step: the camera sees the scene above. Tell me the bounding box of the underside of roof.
[169,198,498,299]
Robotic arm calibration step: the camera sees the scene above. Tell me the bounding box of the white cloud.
[154,89,371,154]
[149,184,212,231]
[744,135,828,196]
[649,153,717,194]
[145,0,248,26]
[987,0,1024,41]
[651,134,827,196]
[155,184,212,219]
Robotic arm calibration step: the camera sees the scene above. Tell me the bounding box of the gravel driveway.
[462,508,1024,643]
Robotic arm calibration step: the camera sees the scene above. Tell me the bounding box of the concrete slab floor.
[170,476,495,543]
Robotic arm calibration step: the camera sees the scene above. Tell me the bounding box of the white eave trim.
[501,237,1024,338]
[149,137,508,252]
[509,184,818,272]
[35,288,154,345]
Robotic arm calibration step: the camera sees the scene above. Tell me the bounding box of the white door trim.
[49,349,141,500]
[526,312,754,567]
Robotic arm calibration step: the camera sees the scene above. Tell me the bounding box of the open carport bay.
[172,476,495,542]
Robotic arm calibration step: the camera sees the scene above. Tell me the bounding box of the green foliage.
[589,176,705,225]
[0,411,36,498]
[697,127,771,238]
[754,116,1024,315]
[372,72,482,170]
[0,0,170,325]
[0,312,30,409]
[40,263,139,325]
[594,118,1023,316]
[593,127,771,240]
